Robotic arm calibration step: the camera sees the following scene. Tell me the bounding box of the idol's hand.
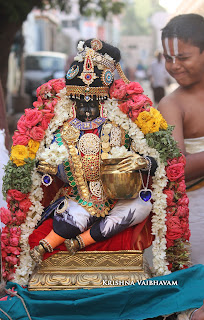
[117,154,148,172]
[37,160,58,175]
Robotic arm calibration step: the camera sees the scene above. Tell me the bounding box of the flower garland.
[0,78,190,285]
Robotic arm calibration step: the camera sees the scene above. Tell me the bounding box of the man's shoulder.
[158,87,183,110]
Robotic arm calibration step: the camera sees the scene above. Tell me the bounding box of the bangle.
[189,309,199,320]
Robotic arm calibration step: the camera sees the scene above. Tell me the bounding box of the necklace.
[138,158,152,202]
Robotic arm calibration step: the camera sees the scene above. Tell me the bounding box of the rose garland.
[0,78,190,285]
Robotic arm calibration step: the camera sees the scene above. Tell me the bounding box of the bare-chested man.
[158,14,204,319]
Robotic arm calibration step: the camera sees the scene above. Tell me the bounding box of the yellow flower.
[135,107,168,134]
[160,118,168,130]
[10,145,29,167]
[135,111,151,128]
[28,139,40,154]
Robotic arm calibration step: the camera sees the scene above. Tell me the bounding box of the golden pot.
[100,157,142,199]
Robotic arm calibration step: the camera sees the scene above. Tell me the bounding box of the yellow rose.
[28,139,40,154]
[10,145,29,166]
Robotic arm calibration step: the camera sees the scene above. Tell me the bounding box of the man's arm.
[158,97,204,182]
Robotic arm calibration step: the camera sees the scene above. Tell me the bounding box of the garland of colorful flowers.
[0,78,190,285]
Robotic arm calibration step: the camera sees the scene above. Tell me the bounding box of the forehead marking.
[164,37,179,64]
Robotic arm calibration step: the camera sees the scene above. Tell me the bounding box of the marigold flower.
[10,145,29,166]
[28,139,40,154]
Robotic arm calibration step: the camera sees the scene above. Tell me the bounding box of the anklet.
[39,239,53,253]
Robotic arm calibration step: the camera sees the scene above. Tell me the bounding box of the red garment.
[29,216,153,260]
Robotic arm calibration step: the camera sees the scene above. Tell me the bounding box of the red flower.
[175,205,189,218]
[7,190,27,202]
[163,189,175,206]
[126,82,143,95]
[166,163,185,182]
[0,208,13,225]
[176,179,186,194]
[166,216,183,246]
[177,194,189,206]
[109,79,127,99]
[17,115,29,134]
[18,198,32,213]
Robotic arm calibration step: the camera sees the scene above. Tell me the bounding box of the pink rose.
[163,189,175,206]
[49,78,65,93]
[177,194,189,206]
[166,163,185,182]
[29,126,45,141]
[131,94,153,108]
[126,82,144,95]
[24,108,42,128]
[0,208,12,225]
[37,83,52,98]
[33,96,44,108]
[17,115,28,134]
[12,131,30,146]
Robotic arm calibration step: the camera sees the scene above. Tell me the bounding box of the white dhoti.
[185,136,204,265]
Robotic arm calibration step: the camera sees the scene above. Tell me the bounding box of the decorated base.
[28,250,152,290]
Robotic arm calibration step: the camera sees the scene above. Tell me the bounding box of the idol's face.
[75,100,100,122]
[162,38,204,87]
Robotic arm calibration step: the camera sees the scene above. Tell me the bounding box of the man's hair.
[162,14,204,52]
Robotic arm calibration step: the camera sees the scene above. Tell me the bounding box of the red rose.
[15,210,27,225]
[177,194,189,206]
[176,179,186,194]
[18,198,32,213]
[163,189,175,206]
[175,205,189,218]
[126,82,143,95]
[0,208,12,225]
[12,131,30,146]
[166,163,184,182]
[24,108,42,128]
[5,255,19,265]
[166,216,183,244]
[29,126,45,141]
[7,189,27,201]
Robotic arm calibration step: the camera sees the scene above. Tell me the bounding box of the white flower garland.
[14,90,73,285]
[103,99,170,276]
[14,91,169,284]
